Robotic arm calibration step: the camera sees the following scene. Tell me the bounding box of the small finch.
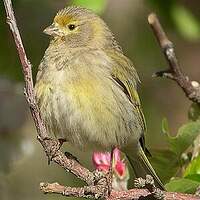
[35,6,164,189]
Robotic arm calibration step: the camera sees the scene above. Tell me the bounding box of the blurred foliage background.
[0,0,200,199]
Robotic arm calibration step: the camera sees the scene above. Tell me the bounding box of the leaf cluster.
[150,103,200,193]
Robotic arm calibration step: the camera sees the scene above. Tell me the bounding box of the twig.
[148,13,200,104]
[3,1,200,199]
[40,182,200,200]
[40,182,106,199]
[2,0,94,186]
[3,0,47,139]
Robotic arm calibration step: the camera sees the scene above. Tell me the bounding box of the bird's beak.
[43,23,60,36]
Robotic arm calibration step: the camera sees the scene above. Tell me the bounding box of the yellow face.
[44,16,79,37]
[43,6,116,48]
[44,15,81,37]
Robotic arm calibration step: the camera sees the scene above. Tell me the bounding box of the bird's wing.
[106,49,146,143]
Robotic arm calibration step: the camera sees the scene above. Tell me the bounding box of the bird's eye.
[68,24,76,30]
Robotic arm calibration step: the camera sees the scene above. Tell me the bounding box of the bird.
[35,6,164,189]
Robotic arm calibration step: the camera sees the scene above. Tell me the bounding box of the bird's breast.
[35,52,142,150]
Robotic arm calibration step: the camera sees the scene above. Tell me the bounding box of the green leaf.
[188,103,200,121]
[149,149,179,183]
[185,174,200,182]
[171,4,200,40]
[167,122,200,156]
[70,0,107,14]
[184,156,200,178]
[165,178,200,193]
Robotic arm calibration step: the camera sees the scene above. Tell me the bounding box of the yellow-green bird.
[35,6,164,189]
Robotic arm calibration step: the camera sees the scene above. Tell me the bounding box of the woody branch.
[3,0,95,186]
[148,13,200,104]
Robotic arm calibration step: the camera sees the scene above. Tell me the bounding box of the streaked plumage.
[35,6,164,189]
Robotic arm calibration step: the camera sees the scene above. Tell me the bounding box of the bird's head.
[44,6,117,49]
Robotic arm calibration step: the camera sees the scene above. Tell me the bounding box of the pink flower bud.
[92,148,129,191]
[92,151,111,172]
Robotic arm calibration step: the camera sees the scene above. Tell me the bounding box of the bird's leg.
[107,147,114,196]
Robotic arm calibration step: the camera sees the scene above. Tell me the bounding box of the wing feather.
[106,49,147,146]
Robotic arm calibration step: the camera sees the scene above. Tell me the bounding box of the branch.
[3,0,94,186]
[40,182,200,200]
[148,13,200,104]
[3,1,200,199]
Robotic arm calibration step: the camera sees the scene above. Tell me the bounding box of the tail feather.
[125,145,165,190]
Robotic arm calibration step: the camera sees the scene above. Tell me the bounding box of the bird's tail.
[125,145,165,190]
